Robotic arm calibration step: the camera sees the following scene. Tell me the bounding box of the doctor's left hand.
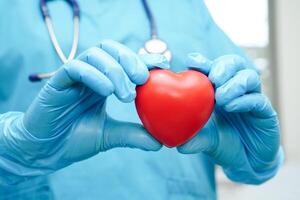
[177,54,283,184]
[20,40,169,172]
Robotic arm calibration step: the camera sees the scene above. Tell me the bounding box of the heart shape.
[135,69,215,147]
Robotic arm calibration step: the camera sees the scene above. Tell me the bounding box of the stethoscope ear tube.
[29,71,56,82]
[30,0,80,82]
[40,0,80,19]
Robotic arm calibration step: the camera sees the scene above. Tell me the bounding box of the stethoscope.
[29,0,171,82]
[138,0,172,61]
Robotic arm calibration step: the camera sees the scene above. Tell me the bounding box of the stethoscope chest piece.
[139,38,172,61]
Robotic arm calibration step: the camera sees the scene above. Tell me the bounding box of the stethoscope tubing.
[30,0,170,82]
[141,0,157,38]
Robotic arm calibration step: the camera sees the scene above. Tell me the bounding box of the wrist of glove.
[0,112,55,185]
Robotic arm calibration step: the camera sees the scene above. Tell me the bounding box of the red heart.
[135,69,215,147]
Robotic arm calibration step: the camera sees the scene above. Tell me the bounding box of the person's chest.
[0,0,212,111]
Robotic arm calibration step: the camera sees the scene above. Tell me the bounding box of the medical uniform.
[0,0,281,199]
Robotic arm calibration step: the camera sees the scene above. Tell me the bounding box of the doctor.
[0,0,283,199]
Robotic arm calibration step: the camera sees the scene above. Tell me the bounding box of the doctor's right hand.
[1,40,169,182]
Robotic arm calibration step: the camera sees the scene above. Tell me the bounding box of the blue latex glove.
[0,40,169,184]
[177,53,284,184]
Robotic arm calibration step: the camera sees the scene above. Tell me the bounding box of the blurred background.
[204,0,300,199]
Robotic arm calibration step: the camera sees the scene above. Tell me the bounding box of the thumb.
[186,53,212,75]
[177,118,217,154]
[139,53,170,70]
[101,116,162,151]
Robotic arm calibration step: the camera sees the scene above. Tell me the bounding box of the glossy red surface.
[135,69,215,147]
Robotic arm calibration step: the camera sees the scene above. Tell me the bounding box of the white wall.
[274,0,300,162]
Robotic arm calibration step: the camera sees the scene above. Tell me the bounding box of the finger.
[216,69,261,106]
[224,93,277,118]
[186,52,212,75]
[78,47,136,103]
[209,55,247,88]
[177,118,217,154]
[139,53,170,70]
[48,60,114,97]
[99,40,149,85]
[102,117,162,151]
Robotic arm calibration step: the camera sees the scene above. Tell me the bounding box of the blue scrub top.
[0,0,249,199]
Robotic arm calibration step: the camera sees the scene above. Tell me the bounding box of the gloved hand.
[0,40,169,183]
[177,53,283,184]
